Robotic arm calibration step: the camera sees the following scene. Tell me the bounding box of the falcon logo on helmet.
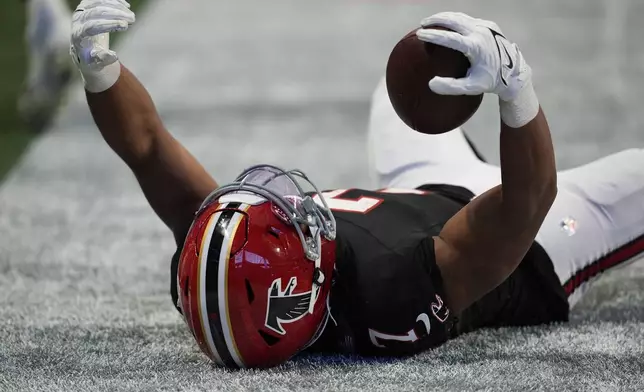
[265,277,313,335]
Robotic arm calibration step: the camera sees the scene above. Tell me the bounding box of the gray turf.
[2,0,644,390]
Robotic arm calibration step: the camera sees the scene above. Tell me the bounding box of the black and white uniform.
[367,77,644,308]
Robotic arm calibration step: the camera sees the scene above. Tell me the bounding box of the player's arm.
[86,66,218,241]
[417,13,557,313]
[435,110,555,313]
[71,0,217,242]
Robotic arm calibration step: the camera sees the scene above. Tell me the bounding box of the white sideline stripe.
[199,206,226,366]
[218,204,249,368]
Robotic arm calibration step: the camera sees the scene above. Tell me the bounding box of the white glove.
[416,12,539,127]
[70,0,135,93]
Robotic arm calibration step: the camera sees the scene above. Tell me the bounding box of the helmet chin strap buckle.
[313,267,325,286]
[308,267,325,315]
[324,230,336,241]
[304,237,320,261]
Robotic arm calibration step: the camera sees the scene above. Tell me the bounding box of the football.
[386,26,483,135]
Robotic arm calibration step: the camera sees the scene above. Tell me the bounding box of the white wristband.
[499,81,540,128]
[80,61,122,93]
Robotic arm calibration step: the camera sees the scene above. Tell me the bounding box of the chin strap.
[326,291,337,327]
[309,222,326,314]
[308,227,325,315]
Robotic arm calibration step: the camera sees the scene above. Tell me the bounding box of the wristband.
[499,81,540,128]
[80,60,121,93]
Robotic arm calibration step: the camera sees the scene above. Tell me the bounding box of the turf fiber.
[2,0,644,390]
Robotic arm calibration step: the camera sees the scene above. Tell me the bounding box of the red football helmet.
[176,165,337,368]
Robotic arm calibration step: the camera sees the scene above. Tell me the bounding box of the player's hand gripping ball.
[386,25,483,135]
[387,12,531,134]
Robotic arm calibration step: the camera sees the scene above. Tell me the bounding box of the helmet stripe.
[218,203,251,368]
[204,203,241,368]
[197,204,226,365]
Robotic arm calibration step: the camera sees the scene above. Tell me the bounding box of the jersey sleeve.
[334,236,456,356]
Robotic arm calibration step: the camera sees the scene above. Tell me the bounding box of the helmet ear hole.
[245,279,255,304]
[258,330,280,346]
[267,227,280,239]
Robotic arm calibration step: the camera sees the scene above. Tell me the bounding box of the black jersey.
[308,184,569,356]
[306,185,467,356]
[170,184,569,358]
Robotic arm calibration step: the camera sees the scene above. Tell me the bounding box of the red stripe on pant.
[563,234,644,296]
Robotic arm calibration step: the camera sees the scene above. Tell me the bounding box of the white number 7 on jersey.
[315,189,383,214]
[315,188,426,214]
[368,313,432,348]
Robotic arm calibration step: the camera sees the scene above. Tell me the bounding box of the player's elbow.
[527,160,557,205]
[502,174,557,227]
[543,177,558,207]
[525,178,557,228]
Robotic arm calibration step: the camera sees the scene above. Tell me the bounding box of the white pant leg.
[367,77,501,194]
[535,149,644,307]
